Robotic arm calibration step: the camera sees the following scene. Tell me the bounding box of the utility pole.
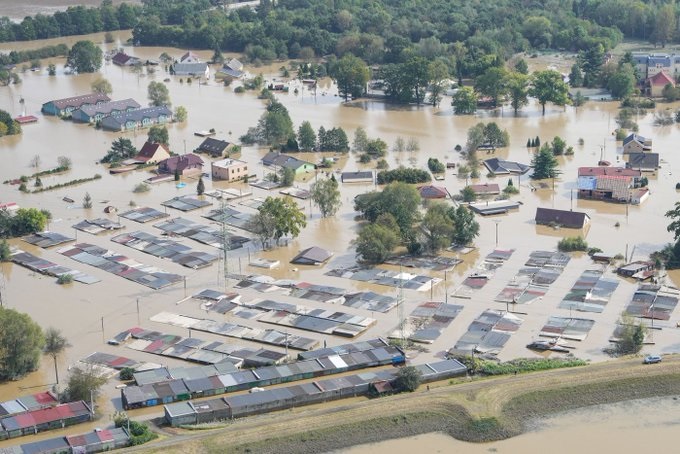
[398,264,406,346]
[220,197,230,290]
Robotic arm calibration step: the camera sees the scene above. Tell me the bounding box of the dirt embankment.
[123,356,680,454]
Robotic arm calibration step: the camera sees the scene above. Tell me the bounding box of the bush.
[393,366,422,392]
[133,183,150,193]
[0,239,10,261]
[119,367,135,381]
[377,167,431,184]
[427,158,445,173]
[359,153,371,163]
[557,236,588,252]
[57,274,73,284]
[234,86,246,93]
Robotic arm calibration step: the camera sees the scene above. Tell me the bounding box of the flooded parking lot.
[2,30,680,448]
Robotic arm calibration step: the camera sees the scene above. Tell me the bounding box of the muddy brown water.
[339,396,680,453]
[2,25,680,447]
[1,1,140,22]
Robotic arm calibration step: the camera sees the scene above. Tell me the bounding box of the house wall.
[294,163,315,175]
[623,142,643,154]
[212,162,248,182]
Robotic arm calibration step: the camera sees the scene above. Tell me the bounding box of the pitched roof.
[47,93,110,110]
[341,171,373,182]
[622,133,650,146]
[172,62,208,75]
[197,138,230,156]
[112,52,138,65]
[159,154,204,173]
[535,207,590,229]
[226,58,243,71]
[76,98,141,116]
[649,71,675,86]
[180,51,200,62]
[626,152,659,170]
[483,158,530,175]
[136,142,170,162]
[262,151,314,170]
[291,247,333,265]
[418,185,448,198]
[468,183,500,195]
[578,166,640,177]
[101,106,172,128]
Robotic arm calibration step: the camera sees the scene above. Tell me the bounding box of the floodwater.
[0,0,140,22]
[2,24,680,447]
[340,396,680,453]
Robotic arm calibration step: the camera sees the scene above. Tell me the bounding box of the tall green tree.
[0,208,50,238]
[355,217,400,264]
[530,70,570,115]
[531,143,561,179]
[102,137,137,163]
[297,121,317,151]
[147,81,171,107]
[569,64,583,88]
[420,203,455,253]
[257,197,307,246]
[67,40,102,73]
[579,43,604,87]
[354,182,421,236]
[427,59,450,106]
[448,205,480,246]
[91,77,112,95]
[0,308,45,380]
[331,53,370,101]
[451,86,477,114]
[64,365,107,403]
[43,327,69,385]
[474,66,507,108]
[147,125,169,146]
[196,177,205,195]
[608,63,636,99]
[506,72,529,114]
[311,178,342,218]
[651,4,676,48]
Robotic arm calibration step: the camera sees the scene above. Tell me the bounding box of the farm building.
[41,93,110,117]
[71,98,141,124]
[100,106,172,132]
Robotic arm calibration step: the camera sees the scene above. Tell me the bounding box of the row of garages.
[1,427,130,454]
[165,359,467,426]
[122,345,406,409]
[0,401,91,440]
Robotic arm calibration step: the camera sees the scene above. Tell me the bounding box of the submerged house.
[171,51,209,78]
[111,51,141,67]
[262,151,315,175]
[622,133,652,154]
[216,58,245,81]
[483,158,531,175]
[626,152,659,172]
[131,141,171,164]
[211,158,248,182]
[291,247,333,265]
[41,93,111,117]
[340,171,373,183]
[196,138,235,158]
[100,106,172,132]
[158,154,204,177]
[535,207,590,229]
[577,167,642,203]
[71,98,141,124]
[468,183,500,197]
[647,71,675,97]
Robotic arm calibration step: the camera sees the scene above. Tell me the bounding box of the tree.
[91,77,112,95]
[47,64,56,76]
[448,205,480,246]
[393,366,422,392]
[174,106,188,122]
[452,87,477,114]
[0,308,45,380]
[615,313,646,355]
[551,136,567,155]
[257,197,307,245]
[311,178,341,218]
[243,100,294,147]
[421,203,455,253]
[608,64,635,99]
[514,59,529,75]
[460,186,476,202]
[353,127,369,151]
[569,64,583,88]
[63,365,107,403]
[0,110,20,136]
[297,121,316,151]
[147,81,171,107]
[579,43,604,87]
[247,209,278,249]
[506,72,529,114]
[196,177,205,195]
[530,70,570,115]
[83,192,92,209]
[427,59,449,106]
[102,138,137,163]
[280,167,295,187]
[0,239,10,261]
[651,4,676,48]
[0,208,50,238]
[331,53,370,101]
[318,127,349,152]
[147,125,169,146]
[43,327,69,385]
[665,201,680,241]
[355,221,400,264]
[57,156,72,170]
[67,40,102,73]
[354,182,421,236]
[531,144,560,179]
[475,67,507,108]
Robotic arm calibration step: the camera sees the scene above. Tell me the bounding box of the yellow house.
[211,158,248,182]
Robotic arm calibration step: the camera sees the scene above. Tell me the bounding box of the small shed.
[535,207,590,229]
[341,171,374,184]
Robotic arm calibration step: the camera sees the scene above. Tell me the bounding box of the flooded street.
[340,396,680,453]
[1,26,680,448]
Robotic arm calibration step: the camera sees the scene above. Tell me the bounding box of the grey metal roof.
[101,106,172,128]
[77,98,141,116]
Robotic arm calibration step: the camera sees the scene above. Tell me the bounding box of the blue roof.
[648,56,671,67]
[578,176,598,190]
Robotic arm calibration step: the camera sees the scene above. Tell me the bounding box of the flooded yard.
[1,29,680,448]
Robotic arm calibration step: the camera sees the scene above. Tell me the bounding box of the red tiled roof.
[649,71,675,86]
[469,183,500,194]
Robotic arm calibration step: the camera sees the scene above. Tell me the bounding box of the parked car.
[643,355,662,364]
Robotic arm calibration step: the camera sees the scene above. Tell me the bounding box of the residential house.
[71,98,141,124]
[261,151,315,174]
[216,58,245,81]
[158,154,204,177]
[622,133,652,154]
[468,183,500,197]
[211,158,248,182]
[41,93,111,116]
[631,187,650,205]
[100,106,172,132]
[131,141,171,164]
[418,185,448,199]
[340,171,373,183]
[171,51,209,78]
[632,52,680,79]
[535,207,590,229]
[647,71,675,97]
[626,152,659,172]
[196,138,234,158]
[483,158,531,175]
[577,167,641,203]
[290,246,333,265]
[112,51,140,66]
